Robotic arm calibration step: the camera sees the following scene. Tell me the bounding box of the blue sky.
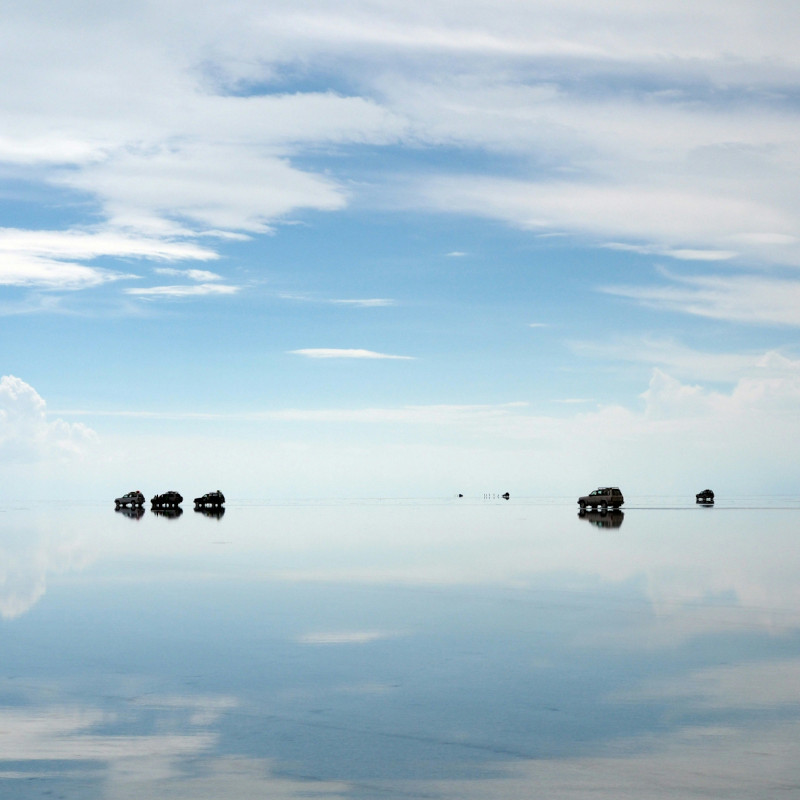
[3,0,800,499]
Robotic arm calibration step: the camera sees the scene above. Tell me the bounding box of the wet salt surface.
[2,497,800,798]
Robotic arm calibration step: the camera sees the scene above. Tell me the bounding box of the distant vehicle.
[115,490,144,508]
[194,490,225,508]
[578,487,624,510]
[151,490,183,507]
[696,489,715,504]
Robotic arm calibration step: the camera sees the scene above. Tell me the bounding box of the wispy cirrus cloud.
[0,228,218,262]
[153,267,223,281]
[569,336,774,383]
[603,242,738,262]
[3,0,800,313]
[604,273,800,327]
[0,254,131,289]
[125,284,239,298]
[417,176,799,266]
[290,348,414,359]
[329,298,395,307]
[278,292,394,307]
[0,228,221,290]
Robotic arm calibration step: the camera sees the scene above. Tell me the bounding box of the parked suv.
[115,490,144,508]
[194,490,225,508]
[151,490,183,507]
[578,487,624,510]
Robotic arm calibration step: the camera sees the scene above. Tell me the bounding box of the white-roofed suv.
[578,487,624,510]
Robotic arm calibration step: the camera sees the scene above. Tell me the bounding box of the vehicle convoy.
[151,490,183,508]
[696,489,715,504]
[577,487,624,510]
[194,490,225,508]
[115,490,144,508]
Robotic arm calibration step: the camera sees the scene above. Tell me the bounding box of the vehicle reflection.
[578,508,624,528]
[114,505,145,520]
[151,507,184,519]
[194,506,226,519]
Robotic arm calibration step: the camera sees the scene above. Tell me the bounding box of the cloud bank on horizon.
[2,1,800,495]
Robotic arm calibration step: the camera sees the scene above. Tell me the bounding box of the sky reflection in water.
[2,498,800,798]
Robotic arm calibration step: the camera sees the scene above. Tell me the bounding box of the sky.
[2,0,800,500]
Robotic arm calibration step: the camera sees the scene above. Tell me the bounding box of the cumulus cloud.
[0,375,96,462]
[290,348,414,359]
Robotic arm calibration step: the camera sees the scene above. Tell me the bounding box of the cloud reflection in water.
[2,500,800,797]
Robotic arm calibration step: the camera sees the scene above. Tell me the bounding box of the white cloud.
[0,375,96,462]
[604,242,738,262]
[0,253,129,289]
[153,268,223,281]
[417,176,798,266]
[329,298,394,307]
[2,0,800,288]
[279,293,395,307]
[59,145,348,235]
[604,273,800,327]
[0,229,219,290]
[126,284,239,298]
[0,228,218,262]
[290,348,414,359]
[568,337,772,383]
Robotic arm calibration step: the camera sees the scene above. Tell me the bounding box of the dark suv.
[151,490,183,508]
[578,487,624,510]
[194,490,225,508]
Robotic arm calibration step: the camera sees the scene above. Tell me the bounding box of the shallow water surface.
[2,497,800,798]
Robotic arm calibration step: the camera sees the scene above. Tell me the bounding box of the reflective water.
[2,497,800,798]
